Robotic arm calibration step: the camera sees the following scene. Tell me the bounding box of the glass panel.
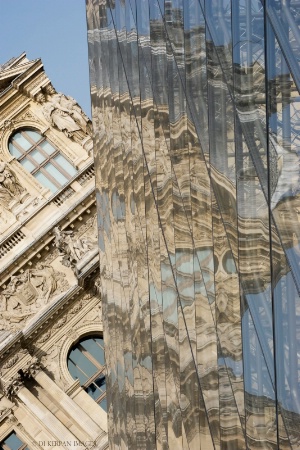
[39,140,56,155]
[34,171,58,193]
[31,149,46,164]
[100,397,107,412]
[20,158,35,173]
[95,337,104,348]
[80,338,105,366]
[69,347,98,378]
[44,162,68,185]
[67,359,89,385]
[25,130,41,142]
[53,154,77,177]
[86,382,102,400]
[95,374,106,391]
[3,433,24,450]
[12,132,31,151]
[8,143,22,158]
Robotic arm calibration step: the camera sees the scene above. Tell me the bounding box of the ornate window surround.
[59,324,104,390]
[8,128,77,193]
[0,429,29,450]
[67,335,106,409]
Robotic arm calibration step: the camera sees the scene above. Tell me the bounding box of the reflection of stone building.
[87,2,300,449]
[0,54,108,449]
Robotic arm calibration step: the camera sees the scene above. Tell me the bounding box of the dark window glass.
[0,432,29,450]
[67,336,106,411]
[9,129,77,193]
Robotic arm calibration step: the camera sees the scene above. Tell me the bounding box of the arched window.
[9,129,77,193]
[67,336,106,411]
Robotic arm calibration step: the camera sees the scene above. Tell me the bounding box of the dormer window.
[9,129,77,193]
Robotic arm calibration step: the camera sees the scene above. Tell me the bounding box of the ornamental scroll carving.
[0,265,69,331]
[35,84,92,143]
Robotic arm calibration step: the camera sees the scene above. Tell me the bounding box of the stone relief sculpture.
[35,85,92,142]
[53,226,96,269]
[0,162,26,210]
[0,266,69,331]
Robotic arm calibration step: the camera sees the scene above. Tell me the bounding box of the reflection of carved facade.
[0,54,107,449]
[87,2,300,449]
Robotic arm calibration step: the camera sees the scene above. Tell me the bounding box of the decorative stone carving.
[23,356,41,378]
[0,162,25,198]
[1,355,18,370]
[82,302,102,324]
[35,86,92,143]
[4,374,24,399]
[0,265,70,331]
[53,226,96,269]
[93,277,101,295]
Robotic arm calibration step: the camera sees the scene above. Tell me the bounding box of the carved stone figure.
[36,88,92,142]
[0,162,24,197]
[53,226,96,268]
[30,263,57,303]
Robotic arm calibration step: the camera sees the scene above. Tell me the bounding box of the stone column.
[25,358,102,440]
[35,370,101,440]
[5,375,81,450]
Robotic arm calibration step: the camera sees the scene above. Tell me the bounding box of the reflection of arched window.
[0,432,29,450]
[67,336,106,411]
[9,129,77,193]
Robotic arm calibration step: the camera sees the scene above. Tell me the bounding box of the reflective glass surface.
[87,0,300,448]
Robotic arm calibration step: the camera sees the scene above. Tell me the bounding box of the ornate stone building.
[0,53,108,449]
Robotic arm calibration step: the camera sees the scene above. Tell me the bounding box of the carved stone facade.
[0,54,107,449]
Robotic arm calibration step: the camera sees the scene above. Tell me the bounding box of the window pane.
[3,432,24,450]
[34,171,58,193]
[25,130,41,142]
[39,140,56,155]
[44,162,68,185]
[67,359,89,385]
[8,143,22,158]
[100,397,107,411]
[54,154,77,177]
[20,158,35,173]
[86,382,102,401]
[31,149,46,164]
[81,339,105,366]
[69,347,98,378]
[95,337,105,348]
[95,374,106,392]
[12,132,32,151]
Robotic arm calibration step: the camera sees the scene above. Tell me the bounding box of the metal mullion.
[95,391,106,404]
[21,130,43,149]
[84,367,106,387]
[38,167,62,188]
[69,357,93,381]
[36,144,59,160]
[78,344,104,370]
[95,341,105,351]
[18,151,39,171]
[49,157,73,181]
[11,139,27,157]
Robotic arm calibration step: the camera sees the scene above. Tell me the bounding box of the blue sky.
[0,0,91,116]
